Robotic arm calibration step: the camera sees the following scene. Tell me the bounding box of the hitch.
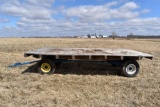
[8,60,40,68]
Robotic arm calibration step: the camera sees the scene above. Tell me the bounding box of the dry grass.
[0,38,160,107]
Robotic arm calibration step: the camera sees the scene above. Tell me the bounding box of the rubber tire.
[38,59,56,74]
[121,60,140,77]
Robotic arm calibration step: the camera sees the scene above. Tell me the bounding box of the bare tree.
[127,32,133,40]
[111,32,117,40]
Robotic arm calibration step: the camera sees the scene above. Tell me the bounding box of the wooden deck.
[24,48,153,60]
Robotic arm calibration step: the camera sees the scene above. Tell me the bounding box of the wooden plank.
[59,55,72,59]
[24,48,153,60]
[74,55,89,60]
[91,55,105,60]
[56,55,59,59]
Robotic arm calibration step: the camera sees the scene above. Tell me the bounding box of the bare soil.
[0,38,159,107]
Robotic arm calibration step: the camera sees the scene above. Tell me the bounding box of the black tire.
[38,59,56,74]
[121,60,140,77]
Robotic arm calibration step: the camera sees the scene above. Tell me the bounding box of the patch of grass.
[0,38,159,107]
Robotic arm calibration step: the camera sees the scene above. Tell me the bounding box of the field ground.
[0,38,160,107]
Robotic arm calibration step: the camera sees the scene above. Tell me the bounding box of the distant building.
[81,35,88,38]
[82,34,109,39]
[90,35,96,38]
[102,35,108,38]
[97,34,108,38]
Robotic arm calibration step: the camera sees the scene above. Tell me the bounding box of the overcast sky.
[0,0,160,37]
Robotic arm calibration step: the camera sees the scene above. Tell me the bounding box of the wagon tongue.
[8,60,40,68]
[8,62,22,67]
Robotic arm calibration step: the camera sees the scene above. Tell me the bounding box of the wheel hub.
[41,63,51,73]
[126,64,137,75]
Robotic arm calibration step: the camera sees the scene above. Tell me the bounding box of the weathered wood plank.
[24,48,153,60]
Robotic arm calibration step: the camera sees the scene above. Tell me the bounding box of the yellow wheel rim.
[41,63,51,73]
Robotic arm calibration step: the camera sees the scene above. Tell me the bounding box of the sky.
[0,0,160,37]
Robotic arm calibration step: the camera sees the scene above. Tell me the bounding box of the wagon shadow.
[21,63,39,74]
[22,62,121,76]
[56,62,121,76]
[22,62,121,75]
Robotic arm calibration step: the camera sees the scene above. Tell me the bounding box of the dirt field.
[0,38,159,107]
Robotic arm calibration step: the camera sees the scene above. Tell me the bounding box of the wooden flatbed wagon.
[24,48,153,77]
